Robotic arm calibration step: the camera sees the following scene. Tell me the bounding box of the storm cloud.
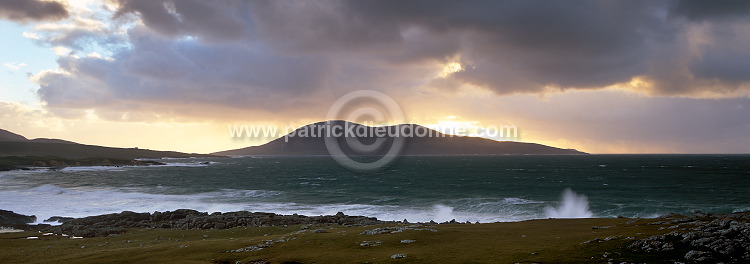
[0,0,68,22]
[24,0,750,121]
[113,0,251,41]
[36,25,333,121]
[246,0,750,96]
[670,0,750,22]
[1,0,748,153]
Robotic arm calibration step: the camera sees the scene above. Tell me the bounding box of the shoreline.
[1,208,744,234]
[3,207,748,230]
[1,209,748,263]
[0,156,166,172]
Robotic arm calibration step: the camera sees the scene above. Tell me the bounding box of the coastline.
[3,154,749,224]
[0,156,166,172]
[1,209,748,263]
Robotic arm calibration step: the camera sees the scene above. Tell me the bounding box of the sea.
[1,154,749,224]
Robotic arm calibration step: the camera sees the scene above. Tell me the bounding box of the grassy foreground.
[0,218,673,264]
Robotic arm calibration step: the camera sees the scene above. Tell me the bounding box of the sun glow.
[439,62,463,78]
[424,117,482,137]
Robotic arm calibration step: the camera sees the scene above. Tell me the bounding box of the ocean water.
[1,155,749,224]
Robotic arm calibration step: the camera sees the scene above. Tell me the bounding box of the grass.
[0,218,673,264]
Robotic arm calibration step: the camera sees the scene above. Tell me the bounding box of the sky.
[0,0,749,154]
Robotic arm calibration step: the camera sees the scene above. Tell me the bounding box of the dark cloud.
[0,0,68,22]
[12,0,750,154]
[113,0,251,41]
[104,0,750,97]
[344,0,654,55]
[250,1,403,54]
[671,0,750,21]
[248,0,749,96]
[32,0,750,122]
[690,48,750,85]
[37,25,332,120]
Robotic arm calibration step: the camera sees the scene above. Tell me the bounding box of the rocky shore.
[0,209,386,237]
[3,209,750,263]
[625,211,750,263]
[0,209,37,230]
[0,156,166,171]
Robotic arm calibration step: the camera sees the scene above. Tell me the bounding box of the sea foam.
[0,183,552,224]
[544,188,593,218]
[0,184,251,224]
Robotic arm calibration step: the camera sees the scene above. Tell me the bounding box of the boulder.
[0,210,36,228]
[44,216,74,223]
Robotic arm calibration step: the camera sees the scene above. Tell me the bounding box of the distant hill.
[0,128,217,159]
[29,138,78,144]
[213,121,586,156]
[0,129,28,142]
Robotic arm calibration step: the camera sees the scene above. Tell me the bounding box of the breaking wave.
[544,188,594,218]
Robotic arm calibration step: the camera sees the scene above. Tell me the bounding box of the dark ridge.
[29,138,78,144]
[0,141,218,160]
[0,128,28,142]
[0,128,220,161]
[214,120,586,156]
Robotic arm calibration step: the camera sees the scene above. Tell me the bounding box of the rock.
[627,214,750,263]
[44,216,74,223]
[360,225,438,235]
[684,250,713,262]
[400,239,416,244]
[390,253,407,259]
[725,211,750,221]
[657,212,682,219]
[359,240,381,247]
[229,245,266,252]
[692,210,710,218]
[627,235,677,252]
[581,238,601,244]
[44,209,388,237]
[603,236,619,241]
[0,210,36,226]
